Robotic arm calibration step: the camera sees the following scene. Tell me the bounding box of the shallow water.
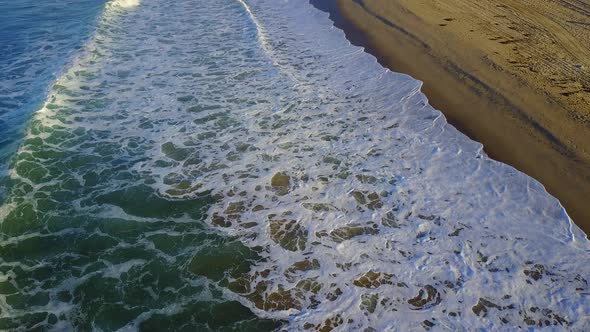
[0,0,589,331]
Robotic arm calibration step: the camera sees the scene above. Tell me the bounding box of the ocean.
[0,0,588,331]
[0,0,106,179]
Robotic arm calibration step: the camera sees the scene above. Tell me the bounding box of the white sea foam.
[174,0,588,329]
[112,0,140,9]
[103,259,147,278]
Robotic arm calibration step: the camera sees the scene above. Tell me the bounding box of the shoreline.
[310,0,590,234]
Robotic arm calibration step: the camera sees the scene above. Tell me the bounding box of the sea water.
[0,0,106,180]
[0,0,588,331]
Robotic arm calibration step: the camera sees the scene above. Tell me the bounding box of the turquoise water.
[1,0,589,331]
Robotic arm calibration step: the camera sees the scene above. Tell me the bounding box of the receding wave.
[0,0,588,331]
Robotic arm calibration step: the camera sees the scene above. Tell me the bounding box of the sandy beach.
[323,0,590,233]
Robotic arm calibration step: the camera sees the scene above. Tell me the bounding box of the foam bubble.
[112,0,140,9]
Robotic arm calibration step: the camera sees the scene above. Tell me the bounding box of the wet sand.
[311,0,590,234]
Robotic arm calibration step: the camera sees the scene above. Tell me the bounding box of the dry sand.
[331,0,590,234]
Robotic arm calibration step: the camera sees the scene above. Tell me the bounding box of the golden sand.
[337,0,590,233]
